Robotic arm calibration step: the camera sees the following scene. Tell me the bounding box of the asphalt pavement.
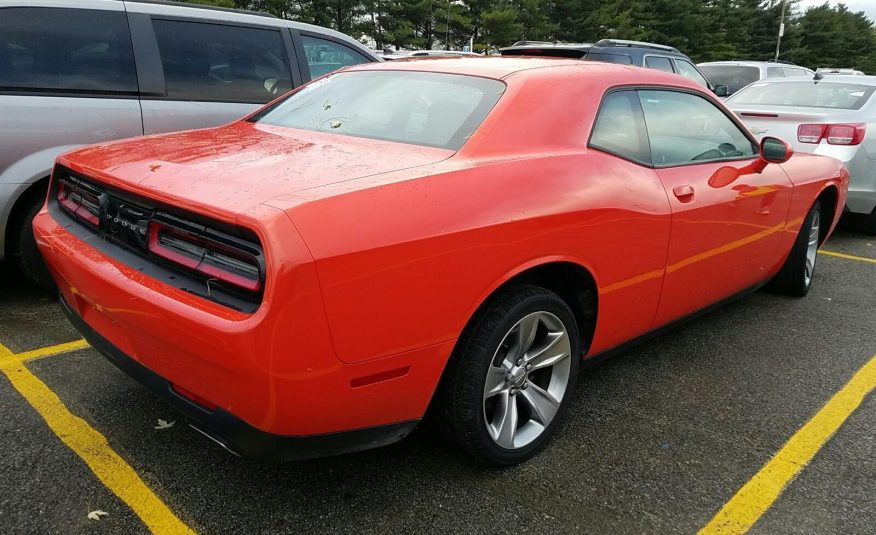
[0,227,873,534]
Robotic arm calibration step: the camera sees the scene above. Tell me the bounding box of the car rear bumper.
[33,204,452,456]
[60,295,417,462]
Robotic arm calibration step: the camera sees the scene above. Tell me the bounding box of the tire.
[436,285,581,466]
[864,207,876,236]
[10,193,55,291]
[769,200,822,297]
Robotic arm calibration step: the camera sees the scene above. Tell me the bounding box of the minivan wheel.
[769,200,821,297]
[864,206,876,236]
[437,285,580,466]
[11,194,55,291]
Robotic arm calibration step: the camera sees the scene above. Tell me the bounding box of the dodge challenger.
[33,58,848,465]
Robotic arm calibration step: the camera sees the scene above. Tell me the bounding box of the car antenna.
[813,70,823,82]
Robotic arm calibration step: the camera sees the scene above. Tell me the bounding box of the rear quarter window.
[589,90,651,164]
[0,7,137,93]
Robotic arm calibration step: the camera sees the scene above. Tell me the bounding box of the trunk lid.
[62,121,453,214]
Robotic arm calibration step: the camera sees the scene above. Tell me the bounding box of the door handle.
[672,184,695,202]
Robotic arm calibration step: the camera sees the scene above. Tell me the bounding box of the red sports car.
[33,58,848,465]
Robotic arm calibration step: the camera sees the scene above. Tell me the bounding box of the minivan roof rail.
[124,0,277,19]
[593,39,679,53]
[510,40,557,46]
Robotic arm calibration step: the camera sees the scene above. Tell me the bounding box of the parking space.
[1,227,874,534]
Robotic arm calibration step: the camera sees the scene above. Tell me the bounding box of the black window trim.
[0,6,141,99]
[588,84,761,169]
[140,14,297,104]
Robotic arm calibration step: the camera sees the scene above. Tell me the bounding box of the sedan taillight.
[147,220,263,293]
[797,123,866,145]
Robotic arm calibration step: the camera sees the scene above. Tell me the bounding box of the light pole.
[774,0,786,61]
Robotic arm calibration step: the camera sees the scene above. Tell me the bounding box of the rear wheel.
[436,285,580,466]
[10,193,55,291]
[769,201,821,297]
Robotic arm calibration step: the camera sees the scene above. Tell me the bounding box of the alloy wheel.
[482,311,572,449]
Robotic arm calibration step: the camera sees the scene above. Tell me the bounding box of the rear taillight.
[797,123,866,145]
[57,179,100,226]
[147,220,262,293]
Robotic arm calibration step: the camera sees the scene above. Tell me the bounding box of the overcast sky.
[796,0,876,22]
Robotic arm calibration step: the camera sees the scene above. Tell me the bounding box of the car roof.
[499,43,593,53]
[752,75,876,85]
[343,56,708,88]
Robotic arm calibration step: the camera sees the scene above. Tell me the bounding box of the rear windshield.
[729,81,875,110]
[499,48,588,59]
[698,65,760,94]
[251,71,505,150]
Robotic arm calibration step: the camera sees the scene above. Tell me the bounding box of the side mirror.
[713,84,729,97]
[751,136,793,173]
[761,136,793,163]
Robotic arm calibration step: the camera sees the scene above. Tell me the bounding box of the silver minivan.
[0,0,378,287]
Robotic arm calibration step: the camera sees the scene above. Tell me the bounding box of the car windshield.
[250,71,505,150]
[729,81,875,110]
[698,65,760,94]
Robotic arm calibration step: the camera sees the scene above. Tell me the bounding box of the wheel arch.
[458,258,600,359]
[2,176,50,260]
[815,184,839,244]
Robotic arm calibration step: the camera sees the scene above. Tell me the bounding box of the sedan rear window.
[251,71,505,150]
[730,81,875,110]
[697,65,760,94]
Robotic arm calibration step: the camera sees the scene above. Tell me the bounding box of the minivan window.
[586,52,632,65]
[0,7,137,93]
[698,65,760,94]
[730,81,875,110]
[638,90,756,166]
[152,19,292,103]
[301,35,370,78]
[674,59,709,87]
[644,56,674,73]
[251,71,504,150]
[589,90,650,164]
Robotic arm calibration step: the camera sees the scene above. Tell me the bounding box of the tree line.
[189,1,876,72]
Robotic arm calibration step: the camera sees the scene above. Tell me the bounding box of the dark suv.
[500,39,728,96]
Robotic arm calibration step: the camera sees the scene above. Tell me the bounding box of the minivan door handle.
[672,185,695,202]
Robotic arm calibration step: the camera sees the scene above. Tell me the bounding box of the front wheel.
[436,285,581,466]
[769,200,822,297]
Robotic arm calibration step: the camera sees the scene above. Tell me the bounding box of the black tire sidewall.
[12,194,55,291]
[456,286,581,466]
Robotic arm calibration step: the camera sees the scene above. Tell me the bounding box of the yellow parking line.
[0,343,195,535]
[699,354,876,535]
[819,250,876,264]
[17,339,90,362]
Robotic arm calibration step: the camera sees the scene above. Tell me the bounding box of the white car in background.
[697,60,814,97]
[726,76,876,233]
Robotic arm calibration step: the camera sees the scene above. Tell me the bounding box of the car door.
[130,14,298,135]
[638,89,794,327]
[0,5,143,185]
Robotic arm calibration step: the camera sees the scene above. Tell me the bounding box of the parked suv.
[499,39,727,96]
[697,60,815,96]
[0,0,378,287]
